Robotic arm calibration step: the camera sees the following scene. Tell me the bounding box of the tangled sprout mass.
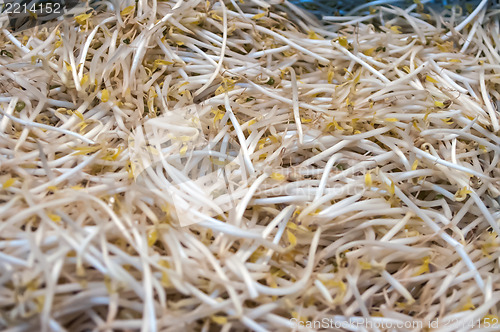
[1,0,500,331]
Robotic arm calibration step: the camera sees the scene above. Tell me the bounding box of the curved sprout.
[0,0,499,331]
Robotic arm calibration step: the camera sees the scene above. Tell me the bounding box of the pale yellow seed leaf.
[363,48,375,56]
[211,12,223,21]
[211,315,228,325]
[412,256,430,276]
[307,30,322,40]
[64,61,72,71]
[2,178,16,189]
[365,173,372,186]
[338,37,348,48]
[455,187,472,201]
[153,59,173,71]
[74,111,84,121]
[390,26,401,33]
[80,74,89,86]
[121,5,135,16]
[101,89,109,103]
[271,172,286,181]
[424,110,432,122]
[460,298,475,311]
[389,180,395,195]
[75,13,92,25]
[180,145,188,156]
[159,259,170,268]
[323,279,346,291]
[384,118,398,122]
[436,41,453,52]
[426,75,438,83]
[327,68,334,84]
[359,261,372,270]
[412,160,418,171]
[48,213,61,223]
[71,145,101,156]
[287,230,297,246]
[252,12,266,20]
[147,229,158,247]
[327,118,343,131]
[161,272,171,286]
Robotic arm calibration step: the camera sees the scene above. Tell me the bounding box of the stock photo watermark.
[129,104,370,227]
[130,104,241,227]
[1,0,82,32]
[291,318,423,330]
[290,316,500,330]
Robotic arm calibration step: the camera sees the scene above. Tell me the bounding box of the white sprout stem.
[332,42,391,84]
[78,17,117,78]
[0,97,17,132]
[288,67,303,145]
[412,146,490,179]
[479,69,500,132]
[234,173,269,227]
[381,270,415,304]
[224,94,255,175]
[2,29,30,53]
[346,0,403,16]
[194,0,228,96]
[394,187,485,291]
[315,153,342,200]
[442,0,489,40]
[460,8,486,53]
[0,108,96,144]
[253,227,321,295]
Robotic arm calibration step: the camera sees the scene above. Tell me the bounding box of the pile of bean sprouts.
[1,0,500,331]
